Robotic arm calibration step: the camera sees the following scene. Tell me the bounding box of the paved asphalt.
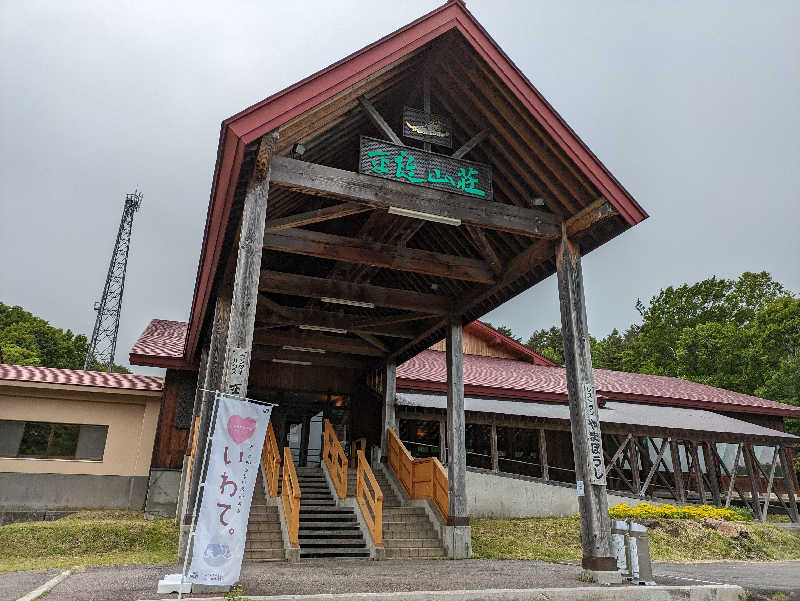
[653,561,800,599]
[1,559,798,601]
[0,568,58,601]
[3,560,587,601]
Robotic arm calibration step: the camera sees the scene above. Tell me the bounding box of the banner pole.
[179,391,221,601]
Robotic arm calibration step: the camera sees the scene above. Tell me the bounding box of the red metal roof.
[0,364,163,392]
[129,319,189,368]
[397,350,800,418]
[180,0,648,368]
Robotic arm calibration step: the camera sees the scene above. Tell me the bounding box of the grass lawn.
[0,511,178,573]
[471,516,800,562]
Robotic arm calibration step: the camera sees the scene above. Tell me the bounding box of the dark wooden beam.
[358,95,402,145]
[253,329,384,357]
[269,156,562,239]
[262,228,496,284]
[252,348,368,370]
[256,305,418,339]
[394,197,621,360]
[264,202,370,232]
[465,225,502,277]
[259,270,451,315]
[452,128,491,160]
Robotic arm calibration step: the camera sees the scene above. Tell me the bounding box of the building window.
[0,420,108,460]
[399,419,441,459]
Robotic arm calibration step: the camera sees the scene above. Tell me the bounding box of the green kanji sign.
[359,136,493,200]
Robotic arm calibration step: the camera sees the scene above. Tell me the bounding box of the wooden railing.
[261,422,281,497]
[386,428,448,522]
[356,449,383,546]
[323,419,348,499]
[351,437,367,464]
[281,446,301,547]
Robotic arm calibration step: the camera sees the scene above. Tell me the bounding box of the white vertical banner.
[188,395,272,586]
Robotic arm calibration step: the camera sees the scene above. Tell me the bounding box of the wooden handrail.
[261,422,281,497]
[356,449,383,546]
[323,419,348,499]
[351,437,367,464]
[386,428,448,522]
[281,446,301,547]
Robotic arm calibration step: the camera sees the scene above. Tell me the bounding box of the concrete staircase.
[347,464,446,559]
[297,467,370,559]
[243,472,284,561]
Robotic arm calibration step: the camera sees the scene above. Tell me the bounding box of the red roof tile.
[0,364,163,392]
[397,350,800,418]
[129,319,188,367]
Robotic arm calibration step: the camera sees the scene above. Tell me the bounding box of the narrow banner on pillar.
[188,395,271,586]
[582,383,607,485]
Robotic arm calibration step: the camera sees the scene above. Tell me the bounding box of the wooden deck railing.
[386,428,448,522]
[281,446,301,547]
[323,419,348,499]
[351,437,367,464]
[355,449,383,546]
[261,422,281,497]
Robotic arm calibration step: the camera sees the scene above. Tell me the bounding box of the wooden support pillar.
[761,446,779,522]
[724,443,742,508]
[705,442,722,506]
[538,428,549,481]
[555,227,615,572]
[670,439,686,505]
[490,423,499,472]
[379,359,397,460]
[175,347,209,524]
[778,446,799,523]
[439,417,447,466]
[689,441,706,503]
[630,436,641,494]
[446,319,468,520]
[180,293,231,560]
[743,444,764,521]
[445,318,471,558]
[220,131,279,398]
[299,414,312,468]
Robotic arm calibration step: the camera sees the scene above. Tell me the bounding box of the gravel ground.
[654,561,800,599]
[0,568,59,601]
[39,560,590,601]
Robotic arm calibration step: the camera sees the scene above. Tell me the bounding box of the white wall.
[467,469,672,519]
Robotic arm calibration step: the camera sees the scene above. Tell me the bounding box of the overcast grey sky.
[1,1,798,375]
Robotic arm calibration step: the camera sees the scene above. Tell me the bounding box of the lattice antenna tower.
[84,190,143,371]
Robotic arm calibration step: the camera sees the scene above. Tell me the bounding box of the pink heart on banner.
[227,415,257,444]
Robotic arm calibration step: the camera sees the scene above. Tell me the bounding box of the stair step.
[384,538,443,548]
[385,547,445,559]
[300,538,366,548]
[299,522,361,530]
[300,548,370,558]
[299,532,363,540]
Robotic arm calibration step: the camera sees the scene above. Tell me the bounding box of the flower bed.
[609,502,751,522]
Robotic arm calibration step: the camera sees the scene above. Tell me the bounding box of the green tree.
[481,321,522,343]
[0,302,130,373]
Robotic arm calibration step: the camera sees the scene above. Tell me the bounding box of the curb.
[15,569,72,601]
[140,584,744,601]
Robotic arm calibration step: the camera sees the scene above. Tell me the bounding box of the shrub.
[608,502,751,522]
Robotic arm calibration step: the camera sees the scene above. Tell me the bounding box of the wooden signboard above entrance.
[359,137,493,201]
[402,107,453,148]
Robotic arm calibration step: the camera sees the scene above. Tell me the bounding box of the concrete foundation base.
[178,524,191,561]
[580,569,623,585]
[191,584,230,594]
[443,525,472,560]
